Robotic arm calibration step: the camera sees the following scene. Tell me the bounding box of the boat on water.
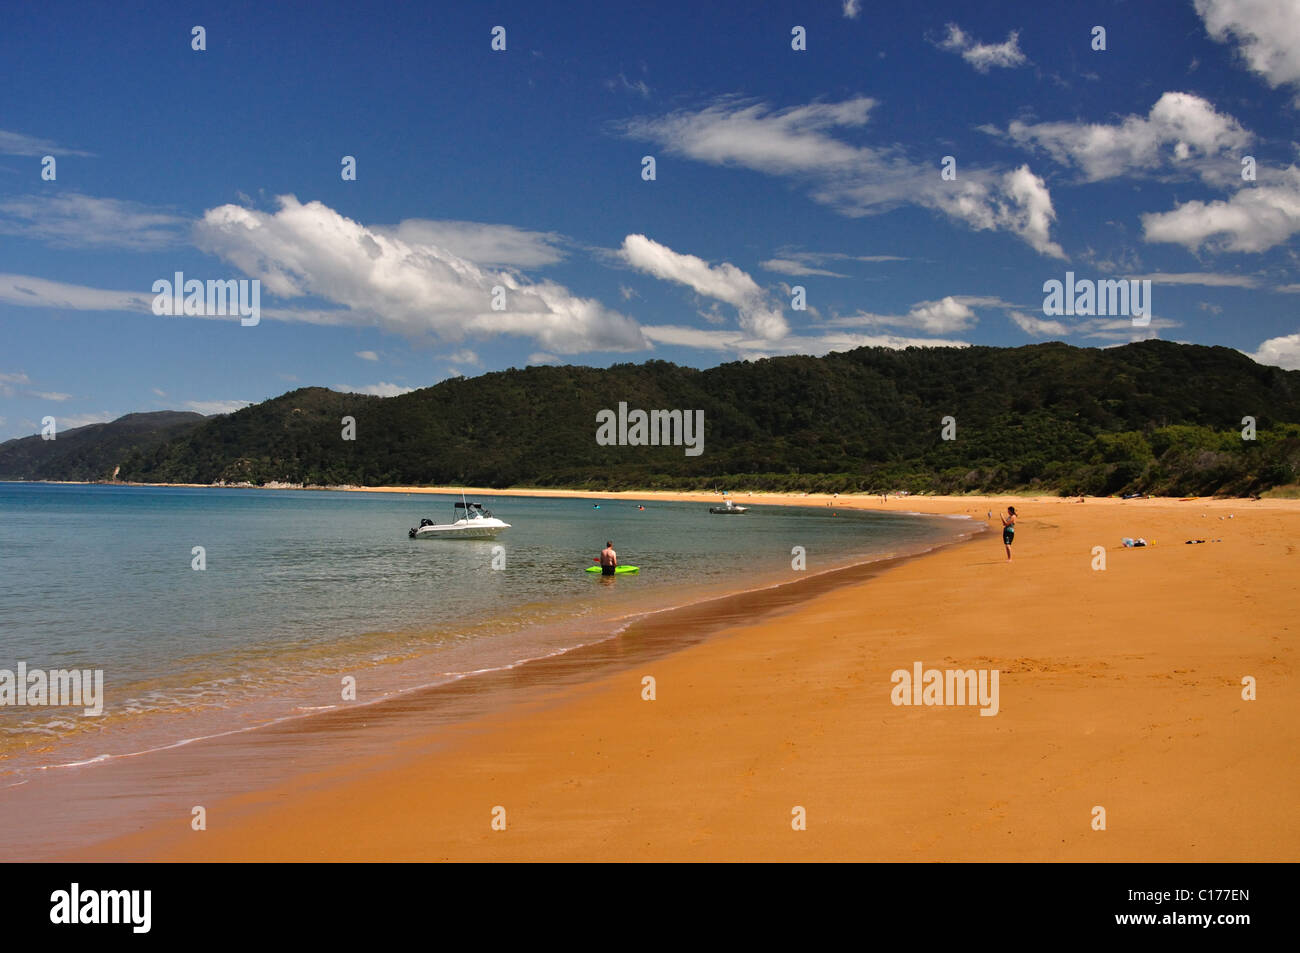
[409,496,511,539]
[708,499,749,514]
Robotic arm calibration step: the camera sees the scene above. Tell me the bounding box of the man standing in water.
[599,541,618,576]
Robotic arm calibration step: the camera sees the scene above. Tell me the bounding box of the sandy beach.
[73,490,1298,862]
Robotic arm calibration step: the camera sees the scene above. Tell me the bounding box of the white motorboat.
[409,496,511,539]
[708,499,749,514]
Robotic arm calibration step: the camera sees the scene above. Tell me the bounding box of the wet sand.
[51,493,1300,860]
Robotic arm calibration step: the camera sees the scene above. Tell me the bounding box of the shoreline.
[0,488,969,776]
[6,477,1290,504]
[1,509,972,774]
[0,493,975,859]
[7,490,1296,860]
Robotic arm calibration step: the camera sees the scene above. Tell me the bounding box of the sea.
[0,482,976,780]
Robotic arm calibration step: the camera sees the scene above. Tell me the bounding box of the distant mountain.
[108,341,1300,497]
[0,412,207,482]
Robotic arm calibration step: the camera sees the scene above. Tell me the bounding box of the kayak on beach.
[585,565,639,574]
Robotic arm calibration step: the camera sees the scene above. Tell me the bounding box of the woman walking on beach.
[1001,507,1017,561]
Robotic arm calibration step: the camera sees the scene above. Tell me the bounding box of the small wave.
[55,753,113,768]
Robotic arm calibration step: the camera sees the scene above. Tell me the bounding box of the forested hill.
[0,411,206,482]
[102,341,1300,497]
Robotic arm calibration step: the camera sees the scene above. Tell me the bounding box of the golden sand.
[79,492,1299,861]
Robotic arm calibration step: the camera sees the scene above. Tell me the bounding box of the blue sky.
[3,0,1299,439]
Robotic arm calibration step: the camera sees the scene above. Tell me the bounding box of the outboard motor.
[408,527,417,538]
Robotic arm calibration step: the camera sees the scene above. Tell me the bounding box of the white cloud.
[445,349,481,365]
[620,96,878,175]
[641,325,969,359]
[256,306,356,326]
[761,251,909,276]
[936,23,1029,72]
[842,0,862,19]
[903,297,979,333]
[0,273,153,313]
[779,249,908,266]
[605,72,651,98]
[52,412,118,430]
[0,371,76,401]
[182,400,251,415]
[1009,311,1069,336]
[995,165,1064,259]
[621,97,1064,257]
[528,352,560,364]
[837,164,1064,257]
[195,196,646,353]
[1250,332,1300,368]
[355,350,379,361]
[0,194,187,250]
[760,258,850,278]
[1275,283,1300,293]
[333,383,415,398]
[1076,316,1181,340]
[1195,0,1300,103]
[1128,272,1260,287]
[0,372,32,397]
[999,92,1252,182]
[3,268,639,349]
[832,295,1011,334]
[1141,165,1300,252]
[152,387,167,397]
[0,130,94,157]
[620,234,789,340]
[375,220,566,268]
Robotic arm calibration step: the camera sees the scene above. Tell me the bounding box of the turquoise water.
[0,483,971,771]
